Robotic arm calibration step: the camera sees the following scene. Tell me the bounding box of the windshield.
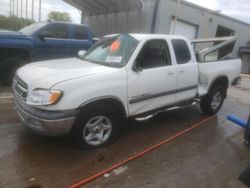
[19,22,47,35]
[83,34,139,67]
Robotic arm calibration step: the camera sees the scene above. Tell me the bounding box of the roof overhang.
[63,0,143,16]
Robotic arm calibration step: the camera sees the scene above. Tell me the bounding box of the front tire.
[71,105,121,148]
[200,86,225,115]
[0,57,24,85]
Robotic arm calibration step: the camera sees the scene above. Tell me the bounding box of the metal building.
[64,0,250,73]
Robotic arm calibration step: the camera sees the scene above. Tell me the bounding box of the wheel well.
[79,98,127,119]
[0,48,31,62]
[209,76,229,97]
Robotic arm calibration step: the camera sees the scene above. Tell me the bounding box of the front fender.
[0,37,33,51]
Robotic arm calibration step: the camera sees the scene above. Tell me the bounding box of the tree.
[0,15,35,31]
[47,11,71,22]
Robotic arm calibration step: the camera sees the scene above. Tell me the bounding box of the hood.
[17,58,117,89]
[0,30,27,39]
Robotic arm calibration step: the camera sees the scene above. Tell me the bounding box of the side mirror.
[78,50,86,58]
[39,31,50,40]
[132,58,143,72]
[132,62,143,72]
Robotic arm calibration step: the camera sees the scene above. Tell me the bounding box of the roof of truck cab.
[104,33,189,41]
[44,21,90,28]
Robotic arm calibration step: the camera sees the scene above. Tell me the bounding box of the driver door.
[33,23,70,61]
[128,39,177,116]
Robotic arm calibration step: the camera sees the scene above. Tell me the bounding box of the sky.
[0,0,81,22]
[186,0,250,24]
[0,0,250,24]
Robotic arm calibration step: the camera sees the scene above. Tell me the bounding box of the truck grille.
[13,76,28,100]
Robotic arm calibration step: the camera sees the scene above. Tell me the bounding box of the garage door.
[170,20,197,39]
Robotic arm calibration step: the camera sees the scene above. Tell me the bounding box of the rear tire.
[71,105,122,148]
[200,86,225,115]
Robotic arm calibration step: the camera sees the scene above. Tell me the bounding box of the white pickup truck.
[13,34,241,148]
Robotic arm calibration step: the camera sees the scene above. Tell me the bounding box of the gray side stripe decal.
[129,85,197,104]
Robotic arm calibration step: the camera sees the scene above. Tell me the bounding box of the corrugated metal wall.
[82,0,250,59]
[83,0,156,37]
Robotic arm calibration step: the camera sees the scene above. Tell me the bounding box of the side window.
[136,40,171,69]
[172,39,191,64]
[42,24,69,39]
[74,25,89,40]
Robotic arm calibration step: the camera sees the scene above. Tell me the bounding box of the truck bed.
[197,59,242,96]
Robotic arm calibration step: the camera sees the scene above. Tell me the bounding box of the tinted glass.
[136,40,171,69]
[74,25,89,40]
[42,23,69,39]
[82,34,139,68]
[172,39,191,64]
[19,22,47,35]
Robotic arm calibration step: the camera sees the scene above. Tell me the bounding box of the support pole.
[150,0,160,33]
[9,0,12,16]
[26,0,28,25]
[16,0,19,29]
[16,0,18,17]
[20,0,23,27]
[80,10,84,24]
[172,0,181,34]
[31,0,34,21]
[20,0,23,18]
[39,0,41,22]
[9,0,12,29]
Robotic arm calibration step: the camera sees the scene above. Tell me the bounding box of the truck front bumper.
[15,95,78,136]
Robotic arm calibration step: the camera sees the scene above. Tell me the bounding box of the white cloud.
[39,0,81,23]
[185,0,221,9]
[186,0,250,23]
[0,0,11,16]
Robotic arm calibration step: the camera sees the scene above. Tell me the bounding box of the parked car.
[0,21,93,84]
[13,34,241,148]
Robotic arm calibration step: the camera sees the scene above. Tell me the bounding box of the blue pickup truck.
[0,21,93,84]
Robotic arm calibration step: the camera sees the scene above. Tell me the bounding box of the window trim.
[38,23,70,39]
[171,39,191,64]
[73,25,89,40]
[133,39,172,70]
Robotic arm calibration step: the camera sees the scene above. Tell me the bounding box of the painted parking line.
[69,115,216,188]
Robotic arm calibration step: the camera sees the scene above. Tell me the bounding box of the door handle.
[167,72,174,75]
[179,70,185,73]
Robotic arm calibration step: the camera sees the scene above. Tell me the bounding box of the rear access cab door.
[171,38,198,102]
[69,25,93,56]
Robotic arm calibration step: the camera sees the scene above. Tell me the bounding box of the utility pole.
[9,0,12,30]
[16,0,18,17]
[16,0,19,29]
[20,0,23,18]
[12,0,16,30]
[26,0,28,25]
[9,0,12,16]
[31,0,34,21]
[39,0,41,22]
[172,0,181,34]
[20,0,23,27]
[13,0,15,16]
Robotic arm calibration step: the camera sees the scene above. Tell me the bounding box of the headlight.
[26,89,62,106]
